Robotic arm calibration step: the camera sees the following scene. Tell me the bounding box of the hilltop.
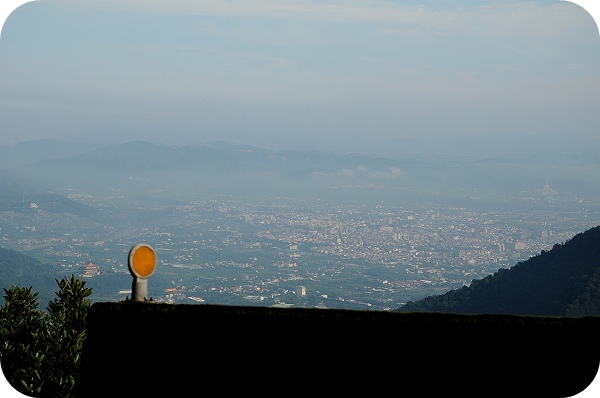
[396,225,600,316]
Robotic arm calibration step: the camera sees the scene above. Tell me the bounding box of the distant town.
[1,179,598,312]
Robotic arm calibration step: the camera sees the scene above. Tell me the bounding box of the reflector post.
[128,244,157,301]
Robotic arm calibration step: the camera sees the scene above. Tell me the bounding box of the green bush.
[0,275,92,398]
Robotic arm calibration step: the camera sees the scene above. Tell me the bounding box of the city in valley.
[1,183,598,312]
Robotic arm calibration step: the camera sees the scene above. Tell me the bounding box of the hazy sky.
[0,0,599,156]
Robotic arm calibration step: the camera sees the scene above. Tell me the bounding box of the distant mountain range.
[396,225,600,316]
[0,139,599,207]
[0,138,102,169]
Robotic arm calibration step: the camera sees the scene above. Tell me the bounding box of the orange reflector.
[128,244,156,278]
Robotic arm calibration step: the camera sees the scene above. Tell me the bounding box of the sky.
[0,1,599,157]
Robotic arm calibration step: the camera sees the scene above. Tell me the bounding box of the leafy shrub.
[0,275,92,398]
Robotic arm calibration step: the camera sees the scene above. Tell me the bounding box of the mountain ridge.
[1,139,598,205]
[396,225,600,316]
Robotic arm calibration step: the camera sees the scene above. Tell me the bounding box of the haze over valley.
[1,0,599,313]
[0,139,598,310]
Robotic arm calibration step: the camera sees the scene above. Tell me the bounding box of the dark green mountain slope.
[396,225,600,316]
[0,246,64,308]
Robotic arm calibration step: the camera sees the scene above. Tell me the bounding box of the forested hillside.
[396,225,600,316]
[0,246,63,307]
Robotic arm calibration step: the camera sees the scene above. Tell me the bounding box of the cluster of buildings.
[1,191,598,310]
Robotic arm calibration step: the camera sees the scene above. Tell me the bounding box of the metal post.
[128,243,157,302]
[132,277,149,301]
